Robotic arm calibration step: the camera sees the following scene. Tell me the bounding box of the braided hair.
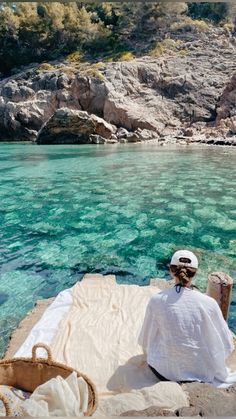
[170,265,197,287]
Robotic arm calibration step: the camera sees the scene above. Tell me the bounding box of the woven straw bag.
[0,343,97,416]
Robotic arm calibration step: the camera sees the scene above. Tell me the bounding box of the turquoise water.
[0,143,236,356]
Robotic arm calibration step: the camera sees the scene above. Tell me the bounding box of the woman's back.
[139,286,234,383]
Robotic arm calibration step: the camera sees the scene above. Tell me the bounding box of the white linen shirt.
[138,286,234,384]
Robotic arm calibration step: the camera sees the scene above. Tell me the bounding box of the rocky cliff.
[0,27,236,145]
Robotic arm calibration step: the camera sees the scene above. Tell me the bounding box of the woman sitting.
[138,250,235,386]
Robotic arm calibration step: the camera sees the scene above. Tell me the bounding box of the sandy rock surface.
[4,298,53,359]
[121,382,236,416]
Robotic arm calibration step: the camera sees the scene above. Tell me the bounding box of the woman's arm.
[211,298,234,357]
[138,300,154,355]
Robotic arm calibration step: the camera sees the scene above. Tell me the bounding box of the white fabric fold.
[15,287,73,358]
[21,372,88,417]
[95,382,189,416]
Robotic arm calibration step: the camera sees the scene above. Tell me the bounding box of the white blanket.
[15,287,73,358]
[49,278,190,414]
[15,277,190,414]
[51,278,161,395]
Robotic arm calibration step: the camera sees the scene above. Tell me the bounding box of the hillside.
[0,8,236,145]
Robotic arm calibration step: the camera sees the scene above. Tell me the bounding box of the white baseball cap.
[170,250,198,269]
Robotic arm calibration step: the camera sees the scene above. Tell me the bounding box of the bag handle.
[0,393,13,416]
[32,343,53,363]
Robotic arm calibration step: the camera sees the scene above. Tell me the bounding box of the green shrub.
[66,51,83,63]
[179,48,189,56]
[117,51,135,61]
[80,69,104,81]
[149,38,183,58]
[222,22,234,33]
[38,63,55,71]
[191,19,209,31]
[79,62,105,80]
[170,17,209,33]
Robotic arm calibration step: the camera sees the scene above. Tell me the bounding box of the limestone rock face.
[216,73,236,136]
[36,108,117,144]
[76,75,107,116]
[217,73,236,121]
[0,29,236,143]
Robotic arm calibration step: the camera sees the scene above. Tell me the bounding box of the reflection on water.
[0,143,235,356]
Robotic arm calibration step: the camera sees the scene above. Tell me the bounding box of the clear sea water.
[0,143,235,356]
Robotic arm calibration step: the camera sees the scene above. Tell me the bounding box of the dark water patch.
[0,292,8,305]
[116,274,150,286]
[0,258,37,274]
[90,265,131,276]
[71,264,92,275]
[38,284,60,299]
[0,166,20,172]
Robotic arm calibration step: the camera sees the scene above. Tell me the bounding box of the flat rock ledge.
[4,298,54,359]
[3,276,236,417]
[121,382,236,416]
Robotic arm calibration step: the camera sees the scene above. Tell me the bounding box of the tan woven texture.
[0,343,97,416]
[0,393,12,416]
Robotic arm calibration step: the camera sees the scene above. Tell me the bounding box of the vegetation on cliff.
[0,2,235,77]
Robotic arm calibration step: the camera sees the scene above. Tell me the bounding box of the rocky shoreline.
[35,107,236,146]
[0,27,236,146]
[2,136,236,147]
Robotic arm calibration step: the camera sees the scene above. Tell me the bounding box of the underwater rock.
[116,228,139,244]
[31,222,64,235]
[135,256,157,277]
[201,235,221,249]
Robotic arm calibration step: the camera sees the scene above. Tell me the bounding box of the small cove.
[0,143,235,356]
